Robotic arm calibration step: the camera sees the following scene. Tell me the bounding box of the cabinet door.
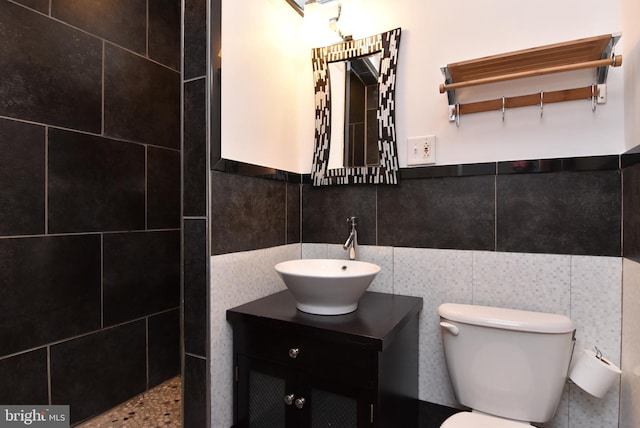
[235,355,373,428]
[236,355,300,428]
[302,374,373,428]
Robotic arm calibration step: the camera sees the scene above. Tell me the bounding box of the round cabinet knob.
[295,397,306,409]
[288,348,300,359]
[284,394,295,406]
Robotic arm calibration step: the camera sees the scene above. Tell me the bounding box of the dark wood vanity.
[226,290,423,428]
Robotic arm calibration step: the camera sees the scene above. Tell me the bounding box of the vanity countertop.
[226,290,423,352]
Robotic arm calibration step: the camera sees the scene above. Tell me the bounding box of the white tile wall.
[209,245,624,428]
[568,256,622,428]
[209,244,299,428]
[394,247,473,407]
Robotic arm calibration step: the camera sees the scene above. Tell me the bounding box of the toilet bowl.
[438,303,575,427]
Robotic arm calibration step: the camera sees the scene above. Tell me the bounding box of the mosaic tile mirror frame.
[311,28,401,186]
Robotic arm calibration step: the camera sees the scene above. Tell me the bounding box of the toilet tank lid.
[438,303,575,333]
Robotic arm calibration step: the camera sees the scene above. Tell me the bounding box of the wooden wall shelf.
[440,34,622,123]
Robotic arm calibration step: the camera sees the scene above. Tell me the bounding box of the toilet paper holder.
[594,347,608,365]
[569,346,621,398]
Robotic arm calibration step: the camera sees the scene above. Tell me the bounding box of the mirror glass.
[311,28,401,186]
[327,52,382,169]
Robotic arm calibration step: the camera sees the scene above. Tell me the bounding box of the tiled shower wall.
[208,159,637,427]
[182,0,211,426]
[0,0,180,425]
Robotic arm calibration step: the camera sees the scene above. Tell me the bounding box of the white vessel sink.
[274,259,381,315]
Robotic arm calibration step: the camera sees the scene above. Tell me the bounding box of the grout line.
[494,174,498,251]
[184,352,207,361]
[375,188,378,246]
[145,146,148,230]
[0,114,179,152]
[183,75,207,84]
[146,0,149,58]
[44,127,49,235]
[8,0,178,73]
[0,228,180,241]
[46,346,52,405]
[145,317,150,390]
[0,307,181,363]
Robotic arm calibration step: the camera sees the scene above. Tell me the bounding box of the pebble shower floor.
[76,376,181,427]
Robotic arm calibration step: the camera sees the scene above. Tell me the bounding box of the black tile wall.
[103,231,180,326]
[50,321,147,425]
[0,118,45,236]
[182,0,211,423]
[183,355,208,428]
[13,0,48,13]
[51,0,147,55]
[148,147,181,229]
[287,182,302,244]
[0,0,180,423]
[184,0,207,80]
[299,161,623,256]
[623,162,640,262]
[0,349,49,405]
[0,235,101,356]
[497,170,621,256]
[184,78,208,217]
[184,220,208,357]
[104,43,180,149]
[48,129,146,233]
[302,184,377,245]
[378,176,495,250]
[0,0,102,132]
[149,0,181,70]
[211,171,288,255]
[148,309,181,388]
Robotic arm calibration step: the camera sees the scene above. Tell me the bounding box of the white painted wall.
[622,0,640,151]
[222,0,626,173]
[221,0,313,172]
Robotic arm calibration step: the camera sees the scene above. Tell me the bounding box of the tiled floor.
[76,376,181,427]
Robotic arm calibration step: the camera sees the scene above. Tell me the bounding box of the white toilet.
[438,303,575,427]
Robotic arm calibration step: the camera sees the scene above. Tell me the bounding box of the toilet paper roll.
[569,349,621,398]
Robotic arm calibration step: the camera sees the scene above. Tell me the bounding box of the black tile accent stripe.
[213,158,304,183]
[401,162,496,179]
[498,155,619,174]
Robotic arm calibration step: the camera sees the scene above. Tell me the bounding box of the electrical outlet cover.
[407,136,436,165]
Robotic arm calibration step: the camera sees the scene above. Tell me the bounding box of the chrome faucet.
[343,216,358,260]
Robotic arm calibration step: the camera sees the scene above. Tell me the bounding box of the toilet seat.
[441,411,532,428]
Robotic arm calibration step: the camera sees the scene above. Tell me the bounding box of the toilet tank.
[439,303,575,424]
